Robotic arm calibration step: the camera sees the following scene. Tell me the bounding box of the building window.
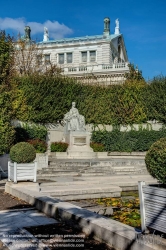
[59,53,64,64]
[36,54,42,65]
[67,53,72,63]
[90,51,96,62]
[81,51,87,63]
[44,54,50,64]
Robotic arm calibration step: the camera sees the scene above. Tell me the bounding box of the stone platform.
[37,174,157,200]
[5,181,166,250]
[36,152,158,200]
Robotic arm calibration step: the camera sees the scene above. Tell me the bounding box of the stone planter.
[8,161,37,183]
[35,153,48,170]
[138,181,166,233]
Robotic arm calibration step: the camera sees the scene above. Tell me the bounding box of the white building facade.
[31,18,129,84]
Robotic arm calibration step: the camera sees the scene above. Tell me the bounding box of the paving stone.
[0,209,58,231]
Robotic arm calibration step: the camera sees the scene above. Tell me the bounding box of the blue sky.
[0,0,166,80]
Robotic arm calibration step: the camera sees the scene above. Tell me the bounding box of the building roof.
[38,33,121,45]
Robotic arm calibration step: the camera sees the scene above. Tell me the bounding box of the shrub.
[10,142,36,163]
[22,123,47,140]
[27,139,47,153]
[145,138,166,184]
[0,120,15,155]
[91,128,166,152]
[14,127,29,142]
[90,142,105,152]
[51,142,68,152]
[15,123,47,142]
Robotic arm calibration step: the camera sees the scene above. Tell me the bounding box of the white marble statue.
[115,19,119,28]
[64,102,86,131]
[43,27,49,42]
[115,19,120,35]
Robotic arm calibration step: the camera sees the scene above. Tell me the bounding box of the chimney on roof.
[115,19,120,35]
[103,17,110,37]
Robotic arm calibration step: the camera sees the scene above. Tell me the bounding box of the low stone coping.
[5,181,165,250]
[107,152,146,156]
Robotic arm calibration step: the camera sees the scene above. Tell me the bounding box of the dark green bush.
[91,128,166,152]
[51,142,68,152]
[90,142,105,152]
[10,142,36,163]
[27,139,47,153]
[0,120,15,155]
[145,138,166,184]
[14,127,29,142]
[15,123,47,142]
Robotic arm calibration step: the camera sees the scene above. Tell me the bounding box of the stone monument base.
[65,131,96,159]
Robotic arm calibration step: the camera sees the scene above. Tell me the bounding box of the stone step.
[41,184,122,200]
[37,166,147,176]
[39,174,155,186]
[39,164,146,171]
[49,160,145,167]
[39,169,144,177]
[48,155,146,161]
[37,172,82,177]
[82,166,146,172]
[36,174,157,200]
[50,192,120,201]
[46,164,146,169]
[39,166,88,171]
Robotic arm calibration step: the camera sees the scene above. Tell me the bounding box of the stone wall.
[47,122,163,145]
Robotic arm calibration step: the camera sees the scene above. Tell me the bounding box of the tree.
[125,63,145,82]
[13,37,61,76]
[0,31,15,154]
[0,31,15,85]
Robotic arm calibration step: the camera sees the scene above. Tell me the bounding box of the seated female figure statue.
[64,102,85,131]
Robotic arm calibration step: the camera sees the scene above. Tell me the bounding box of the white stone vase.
[8,161,37,183]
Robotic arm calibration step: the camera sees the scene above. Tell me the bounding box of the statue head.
[72,102,76,108]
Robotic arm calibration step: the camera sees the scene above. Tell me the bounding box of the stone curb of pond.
[5,181,166,250]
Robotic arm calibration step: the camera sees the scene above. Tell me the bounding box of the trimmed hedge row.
[13,75,166,125]
[91,128,166,152]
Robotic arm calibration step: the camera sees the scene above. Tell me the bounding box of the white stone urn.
[8,161,37,184]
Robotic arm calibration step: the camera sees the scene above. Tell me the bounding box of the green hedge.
[90,142,105,152]
[27,139,47,153]
[15,123,47,142]
[13,76,147,125]
[11,74,166,126]
[91,128,166,152]
[51,142,68,152]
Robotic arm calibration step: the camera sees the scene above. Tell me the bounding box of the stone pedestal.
[65,131,96,159]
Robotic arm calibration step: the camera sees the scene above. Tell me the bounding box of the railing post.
[138,181,146,232]
[14,162,17,184]
[8,161,10,181]
[34,162,37,182]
